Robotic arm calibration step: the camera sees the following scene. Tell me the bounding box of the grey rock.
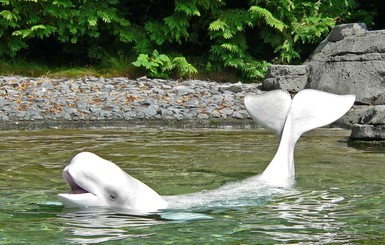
[219,108,234,116]
[140,99,154,106]
[174,86,194,96]
[332,106,368,128]
[34,98,47,103]
[222,94,234,107]
[210,110,221,118]
[306,24,385,104]
[197,113,209,119]
[239,109,251,118]
[232,111,243,119]
[206,106,217,114]
[0,113,9,121]
[307,59,385,104]
[219,82,243,93]
[262,65,308,93]
[25,111,44,120]
[374,93,385,105]
[161,108,174,118]
[185,109,198,119]
[263,23,385,105]
[138,105,158,119]
[170,106,184,114]
[266,64,308,78]
[359,105,385,125]
[327,23,367,42]
[6,89,19,96]
[174,113,184,121]
[41,81,55,90]
[185,98,199,108]
[349,124,385,140]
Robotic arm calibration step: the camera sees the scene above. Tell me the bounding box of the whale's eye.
[108,191,118,201]
[105,186,119,202]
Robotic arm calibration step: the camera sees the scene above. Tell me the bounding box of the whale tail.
[245,89,355,186]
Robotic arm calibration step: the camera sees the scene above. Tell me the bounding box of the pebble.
[0,76,262,124]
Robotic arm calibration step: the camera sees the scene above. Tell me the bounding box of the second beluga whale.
[58,89,356,213]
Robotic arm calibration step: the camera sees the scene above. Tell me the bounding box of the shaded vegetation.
[0,0,381,80]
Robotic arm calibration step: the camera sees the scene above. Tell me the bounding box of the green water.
[0,127,384,244]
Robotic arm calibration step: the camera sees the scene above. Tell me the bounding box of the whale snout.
[62,168,89,194]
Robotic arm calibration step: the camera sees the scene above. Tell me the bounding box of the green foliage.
[171,57,198,78]
[0,0,375,80]
[132,50,197,79]
[132,50,172,78]
[0,0,130,58]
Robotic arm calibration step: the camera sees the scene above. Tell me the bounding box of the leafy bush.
[132,50,197,78]
[0,0,374,79]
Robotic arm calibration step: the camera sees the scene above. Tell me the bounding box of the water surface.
[0,127,384,244]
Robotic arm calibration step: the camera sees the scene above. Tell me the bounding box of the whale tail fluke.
[244,90,291,137]
[288,89,356,142]
[245,89,355,185]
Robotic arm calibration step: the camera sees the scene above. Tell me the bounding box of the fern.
[209,19,228,32]
[249,6,286,31]
[164,13,190,43]
[274,40,300,63]
[132,50,197,78]
[145,21,166,45]
[172,57,198,77]
[292,15,335,43]
[175,1,201,16]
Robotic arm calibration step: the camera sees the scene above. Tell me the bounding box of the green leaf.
[175,1,201,16]
[0,10,18,21]
[249,6,286,31]
[209,19,227,31]
[158,54,171,62]
[52,0,74,8]
[12,29,31,38]
[30,25,46,31]
[172,57,198,77]
[88,17,98,27]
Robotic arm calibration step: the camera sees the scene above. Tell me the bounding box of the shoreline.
[0,118,260,130]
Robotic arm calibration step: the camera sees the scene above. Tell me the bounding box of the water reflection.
[59,208,160,243]
[56,188,360,244]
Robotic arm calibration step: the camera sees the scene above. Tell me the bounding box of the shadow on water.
[0,128,384,243]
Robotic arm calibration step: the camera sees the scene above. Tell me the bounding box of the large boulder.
[349,105,385,143]
[264,23,385,105]
[262,23,385,142]
[306,23,385,105]
[262,65,308,93]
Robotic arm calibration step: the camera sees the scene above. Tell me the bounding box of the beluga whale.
[58,89,355,213]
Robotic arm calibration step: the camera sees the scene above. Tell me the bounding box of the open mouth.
[63,169,89,194]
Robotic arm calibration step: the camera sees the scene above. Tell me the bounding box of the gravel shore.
[0,76,262,129]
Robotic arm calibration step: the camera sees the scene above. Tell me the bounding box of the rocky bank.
[0,76,261,129]
[0,75,357,132]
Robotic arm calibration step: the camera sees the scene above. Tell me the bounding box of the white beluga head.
[58,152,168,213]
[58,89,355,212]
